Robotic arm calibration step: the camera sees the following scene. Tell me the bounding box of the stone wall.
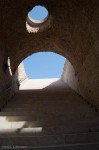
[0,51,18,108]
[17,62,28,85]
[62,41,99,108]
[0,53,17,108]
[0,0,99,108]
[62,61,79,93]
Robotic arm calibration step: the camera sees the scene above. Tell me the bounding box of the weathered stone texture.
[17,62,27,84]
[0,0,99,107]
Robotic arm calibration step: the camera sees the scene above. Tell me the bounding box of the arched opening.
[7,57,12,76]
[0,1,99,145]
[26,5,52,33]
[28,5,48,24]
[17,52,66,90]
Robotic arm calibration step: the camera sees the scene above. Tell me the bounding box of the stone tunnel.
[0,0,99,149]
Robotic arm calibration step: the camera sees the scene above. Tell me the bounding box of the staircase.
[0,80,99,149]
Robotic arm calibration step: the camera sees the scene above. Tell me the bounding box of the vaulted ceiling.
[1,0,99,72]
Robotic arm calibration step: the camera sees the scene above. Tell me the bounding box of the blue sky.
[29,5,48,21]
[24,6,66,79]
[23,52,66,79]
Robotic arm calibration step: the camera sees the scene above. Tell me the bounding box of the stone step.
[4,100,93,106]
[0,118,99,127]
[0,112,99,123]
[0,112,98,121]
[0,132,99,147]
[3,106,92,113]
[0,115,69,121]
[4,104,35,108]
[3,99,96,114]
[0,128,43,136]
[5,102,95,114]
[5,99,84,105]
[0,115,95,122]
[2,107,96,118]
[8,96,73,101]
[1,143,99,150]
[2,108,47,112]
[0,121,42,129]
[0,122,99,130]
[0,111,86,117]
[2,107,92,113]
[6,99,86,105]
[0,126,99,136]
[1,104,96,112]
[2,108,96,119]
[6,92,87,103]
[0,118,99,134]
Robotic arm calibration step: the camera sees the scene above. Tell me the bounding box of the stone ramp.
[0,79,99,149]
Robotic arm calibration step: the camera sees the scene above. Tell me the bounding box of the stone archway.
[0,0,99,108]
[17,52,66,89]
[0,1,99,147]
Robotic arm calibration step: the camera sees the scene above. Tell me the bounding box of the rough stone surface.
[62,41,99,107]
[17,62,27,84]
[62,61,79,93]
[0,0,99,108]
[0,80,99,149]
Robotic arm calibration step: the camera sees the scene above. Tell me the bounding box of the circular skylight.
[28,5,48,24]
